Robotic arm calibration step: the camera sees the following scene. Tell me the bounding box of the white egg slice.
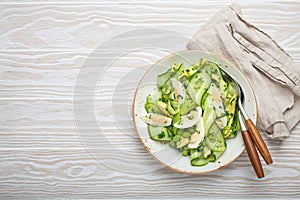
[188,117,205,149]
[170,78,186,105]
[208,83,225,116]
[216,116,228,129]
[140,113,172,126]
[174,106,202,129]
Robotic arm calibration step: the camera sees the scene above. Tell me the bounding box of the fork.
[222,71,273,165]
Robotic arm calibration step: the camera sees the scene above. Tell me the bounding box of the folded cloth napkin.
[187,3,300,140]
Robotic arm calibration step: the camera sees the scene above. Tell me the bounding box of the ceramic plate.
[133,50,257,174]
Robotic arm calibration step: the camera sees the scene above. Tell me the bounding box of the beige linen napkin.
[187,3,300,140]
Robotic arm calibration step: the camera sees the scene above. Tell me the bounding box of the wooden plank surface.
[0,1,299,198]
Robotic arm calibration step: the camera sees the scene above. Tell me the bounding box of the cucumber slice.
[202,108,217,136]
[203,61,223,78]
[205,123,226,152]
[146,92,161,104]
[176,137,190,148]
[157,69,172,89]
[208,150,225,162]
[190,148,202,161]
[209,154,216,162]
[148,125,171,141]
[145,92,162,113]
[203,94,214,110]
[145,104,163,114]
[195,83,208,105]
[180,97,197,115]
[189,72,210,90]
[212,133,226,152]
[191,157,210,166]
[190,147,210,166]
[157,68,182,89]
[208,124,226,152]
[200,91,209,109]
[220,79,228,99]
[213,150,225,160]
[199,71,212,86]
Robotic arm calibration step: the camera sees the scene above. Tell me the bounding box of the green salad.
[141,59,240,166]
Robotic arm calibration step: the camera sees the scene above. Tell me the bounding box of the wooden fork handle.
[245,119,273,165]
[242,130,264,179]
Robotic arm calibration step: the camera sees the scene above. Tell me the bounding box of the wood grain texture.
[241,130,264,179]
[0,1,299,198]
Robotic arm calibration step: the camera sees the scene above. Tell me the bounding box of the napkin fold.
[187,3,300,140]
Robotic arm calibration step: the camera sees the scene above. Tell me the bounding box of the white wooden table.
[1,1,299,198]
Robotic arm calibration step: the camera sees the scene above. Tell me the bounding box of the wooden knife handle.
[241,130,264,179]
[245,119,273,165]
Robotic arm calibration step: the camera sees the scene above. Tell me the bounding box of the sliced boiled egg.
[170,78,186,105]
[208,83,225,117]
[216,116,227,129]
[140,113,172,126]
[174,106,202,129]
[188,117,205,149]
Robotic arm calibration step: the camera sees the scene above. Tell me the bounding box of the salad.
[140,59,240,166]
